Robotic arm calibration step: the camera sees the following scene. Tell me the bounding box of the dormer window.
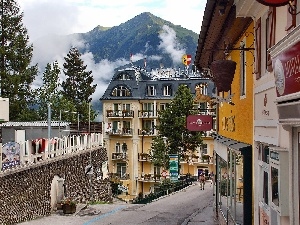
[163,85,172,96]
[115,72,132,80]
[147,85,156,96]
[111,86,131,97]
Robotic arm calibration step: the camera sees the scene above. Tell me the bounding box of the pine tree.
[0,0,38,121]
[61,47,97,121]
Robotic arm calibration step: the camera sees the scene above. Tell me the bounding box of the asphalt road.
[19,181,218,225]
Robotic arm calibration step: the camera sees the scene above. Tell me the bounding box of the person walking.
[199,173,205,190]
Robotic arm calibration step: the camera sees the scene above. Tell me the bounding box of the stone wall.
[0,147,111,225]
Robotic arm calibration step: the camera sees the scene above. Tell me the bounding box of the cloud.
[158,25,186,65]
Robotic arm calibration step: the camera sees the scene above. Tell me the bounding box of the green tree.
[61,47,97,121]
[0,0,38,121]
[35,61,61,120]
[150,136,169,169]
[154,85,203,167]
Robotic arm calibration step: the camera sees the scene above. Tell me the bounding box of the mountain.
[77,12,199,69]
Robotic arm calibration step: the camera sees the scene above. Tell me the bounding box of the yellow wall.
[218,22,254,145]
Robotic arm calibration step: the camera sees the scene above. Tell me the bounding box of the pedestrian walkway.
[18,181,218,225]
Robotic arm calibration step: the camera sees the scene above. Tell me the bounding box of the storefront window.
[262,145,269,164]
[263,171,269,204]
[217,150,244,224]
[271,167,279,206]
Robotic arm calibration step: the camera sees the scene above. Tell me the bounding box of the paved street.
[19,181,218,225]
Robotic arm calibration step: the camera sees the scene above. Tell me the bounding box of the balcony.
[108,172,130,181]
[138,153,151,161]
[138,128,156,136]
[106,128,133,136]
[139,173,162,182]
[138,110,157,118]
[106,110,134,118]
[190,108,216,116]
[111,152,127,161]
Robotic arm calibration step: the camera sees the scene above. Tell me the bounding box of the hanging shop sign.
[273,40,300,97]
[256,0,289,7]
[186,115,213,131]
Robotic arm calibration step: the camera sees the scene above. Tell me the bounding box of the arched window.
[111,86,131,97]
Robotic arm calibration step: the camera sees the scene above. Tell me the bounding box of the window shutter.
[255,18,261,80]
[267,7,276,72]
[285,0,296,31]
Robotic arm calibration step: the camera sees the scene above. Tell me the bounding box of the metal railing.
[0,133,102,172]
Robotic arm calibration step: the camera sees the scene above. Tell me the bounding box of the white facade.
[236,0,300,224]
[0,98,9,122]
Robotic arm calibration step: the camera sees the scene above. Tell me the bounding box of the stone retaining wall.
[0,147,111,225]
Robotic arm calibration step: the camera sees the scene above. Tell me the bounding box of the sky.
[18,0,206,120]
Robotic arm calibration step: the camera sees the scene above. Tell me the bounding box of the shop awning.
[212,134,251,152]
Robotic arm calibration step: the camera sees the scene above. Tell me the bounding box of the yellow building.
[101,67,216,200]
[195,2,254,224]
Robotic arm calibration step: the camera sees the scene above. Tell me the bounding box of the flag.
[182,54,192,66]
[144,58,147,68]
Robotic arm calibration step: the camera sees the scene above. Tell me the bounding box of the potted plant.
[202,154,210,163]
[61,197,77,214]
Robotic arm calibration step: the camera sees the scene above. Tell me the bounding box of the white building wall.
[0,98,9,121]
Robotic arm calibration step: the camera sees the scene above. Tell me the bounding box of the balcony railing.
[106,128,133,136]
[138,128,156,136]
[106,110,134,118]
[190,108,216,116]
[139,173,162,182]
[138,153,151,161]
[138,110,158,118]
[111,152,127,160]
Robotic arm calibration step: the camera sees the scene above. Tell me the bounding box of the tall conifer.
[61,47,97,121]
[0,0,37,121]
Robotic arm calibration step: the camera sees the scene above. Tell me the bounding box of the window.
[112,121,120,133]
[196,83,208,95]
[154,166,161,175]
[160,103,169,111]
[262,145,270,164]
[122,104,130,112]
[111,86,131,97]
[263,171,269,204]
[115,72,131,80]
[240,41,246,96]
[117,163,126,178]
[255,18,261,79]
[122,142,127,152]
[115,143,121,153]
[163,85,172,96]
[266,7,275,72]
[271,166,279,206]
[147,86,156,96]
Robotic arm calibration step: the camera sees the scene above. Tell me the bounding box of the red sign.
[273,40,300,97]
[186,115,213,131]
[256,0,289,6]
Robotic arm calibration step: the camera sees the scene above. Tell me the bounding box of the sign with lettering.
[273,40,300,97]
[186,115,213,131]
[169,154,178,181]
